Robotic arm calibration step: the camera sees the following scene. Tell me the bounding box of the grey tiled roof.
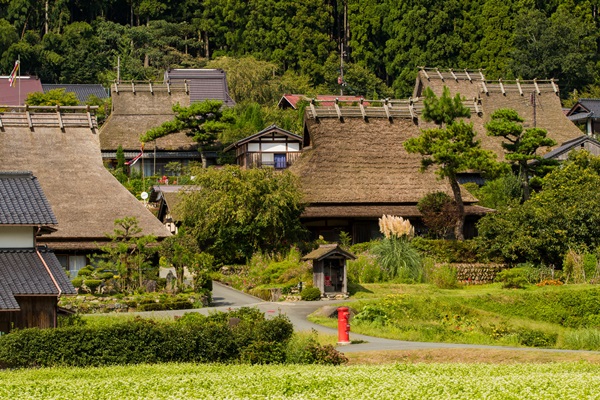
[164,69,236,107]
[0,249,76,310]
[578,99,600,116]
[42,84,109,103]
[0,171,58,226]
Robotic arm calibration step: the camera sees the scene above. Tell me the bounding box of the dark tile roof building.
[0,171,57,226]
[0,249,76,310]
[164,69,235,107]
[0,171,76,331]
[42,84,109,103]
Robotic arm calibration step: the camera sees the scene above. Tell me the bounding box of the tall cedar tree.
[404,87,495,240]
[485,108,556,201]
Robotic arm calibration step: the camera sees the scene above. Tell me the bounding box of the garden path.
[139,282,598,354]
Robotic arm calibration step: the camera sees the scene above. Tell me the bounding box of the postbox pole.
[337,306,350,345]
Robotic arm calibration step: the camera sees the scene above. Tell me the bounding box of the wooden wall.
[0,296,57,333]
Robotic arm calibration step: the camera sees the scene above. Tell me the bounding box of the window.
[56,254,88,278]
[274,154,287,169]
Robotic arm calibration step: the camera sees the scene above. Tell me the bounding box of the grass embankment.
[310,283,600,351]
[2,362,600,399]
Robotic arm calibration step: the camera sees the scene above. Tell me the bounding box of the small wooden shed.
[302,244,356,295]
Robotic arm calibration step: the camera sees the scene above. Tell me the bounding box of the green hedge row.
[0,308,294,368]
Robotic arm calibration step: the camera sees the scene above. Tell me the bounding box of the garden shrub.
[239,341,286,364]
[0,308,295,368]
[285,332,348,365]
[83,279,102,293]
[303,343,348,365]
[300,287,321,301]
[516,328,557,347]
[428,263,459,289]
[412,238,483,263]
[77,266,94,277]
[349,240,379,254]
[346,253,383,283]
[495,268,529,289]
[71,278,83,288]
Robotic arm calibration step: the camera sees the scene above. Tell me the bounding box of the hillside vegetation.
[1,1,599,101]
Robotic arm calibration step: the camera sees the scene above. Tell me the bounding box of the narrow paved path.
[136,282,597,353]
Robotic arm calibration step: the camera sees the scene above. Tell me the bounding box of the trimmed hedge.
[0,308,294,368]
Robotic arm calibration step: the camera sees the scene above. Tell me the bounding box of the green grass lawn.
[1,362,600,399]
[311,282,600,350]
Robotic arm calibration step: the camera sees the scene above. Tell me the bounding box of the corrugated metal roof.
[0,171,57,226]
[42,84,109,103]
[0,76,43,105]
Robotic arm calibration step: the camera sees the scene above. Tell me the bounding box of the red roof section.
[278,94,367,109]
[0,77,43,105]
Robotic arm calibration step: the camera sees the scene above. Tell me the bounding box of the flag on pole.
[8,60,20,87]
[125,146,144,166]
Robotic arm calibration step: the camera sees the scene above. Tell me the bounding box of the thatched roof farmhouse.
[100,69,236,175]
[0,106,170,276]
[291,68,584,242]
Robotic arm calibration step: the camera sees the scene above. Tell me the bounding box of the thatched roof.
[290,117,478,205]
[302,244,356,261]
[99,84,198,152]
[0,112,171,251]
[414,69,584,160]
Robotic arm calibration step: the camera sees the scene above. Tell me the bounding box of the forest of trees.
[1,0,600,102]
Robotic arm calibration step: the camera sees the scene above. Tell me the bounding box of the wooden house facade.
[224,125,303,169]
[566,98,600,137]
[0,171,76,333]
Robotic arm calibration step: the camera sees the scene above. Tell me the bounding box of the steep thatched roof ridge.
[290,118,478,204]
[99,87,197,152]
[412,70,584,160]
[0,123,171,251]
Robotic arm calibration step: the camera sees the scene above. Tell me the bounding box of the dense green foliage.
[1,1,600,99]
[25,88,78,106]
[317,284,600,350]
[477,151,600,267]
[176,165,307,264]
[485,108,556,200]
[141,100,234,152]
[417,192,459,239]
[405,87,496,240]
[0,308,296,368]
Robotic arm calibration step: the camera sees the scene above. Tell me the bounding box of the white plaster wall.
[0,226,35,248]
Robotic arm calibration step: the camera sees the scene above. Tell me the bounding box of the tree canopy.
[485,108,556,200]
[477,151,600,267]
[176,165,307,264]
[404,87,496,240]
[1,1,599,99]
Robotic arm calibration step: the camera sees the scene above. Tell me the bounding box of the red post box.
[337,306,350,345]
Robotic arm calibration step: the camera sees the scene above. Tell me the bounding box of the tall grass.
[372,236,423,282]
[562,329,600,350]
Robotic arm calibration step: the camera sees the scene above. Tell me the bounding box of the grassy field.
[310,283,600,351]
[2,362,600,399]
